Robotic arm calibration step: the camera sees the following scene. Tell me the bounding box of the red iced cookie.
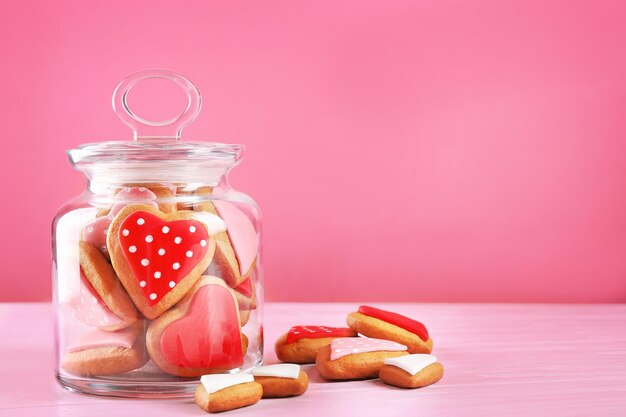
[358,306,429,341]
[286,326,357,344]
[347,306,433,354]
[146,276,244,376]
[107,204,217,319]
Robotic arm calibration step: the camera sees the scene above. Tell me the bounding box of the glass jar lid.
[68,69,243,182]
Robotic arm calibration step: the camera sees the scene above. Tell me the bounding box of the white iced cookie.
[195,373,262,413]
[252,363,309,398]
[379,354,444,389]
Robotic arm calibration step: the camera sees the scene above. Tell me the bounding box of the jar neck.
[80,161,236,195]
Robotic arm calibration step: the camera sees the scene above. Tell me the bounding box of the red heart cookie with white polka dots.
[107,204,217,319]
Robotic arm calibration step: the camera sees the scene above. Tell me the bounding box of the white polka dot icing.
[117,211,211,306]
[251,364,300,379]
[384,354,438,375]
[329,337,407,361]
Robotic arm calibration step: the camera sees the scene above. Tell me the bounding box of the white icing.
[201,374,254,394]
[191,211,228,235]
[174,236,182,244]
[252,364,300,379]
[173,262,180,270]
[384,354,438,375]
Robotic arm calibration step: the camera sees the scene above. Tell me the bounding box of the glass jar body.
[52,179,263,398]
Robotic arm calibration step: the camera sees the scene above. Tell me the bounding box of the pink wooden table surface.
[1,302,625,416]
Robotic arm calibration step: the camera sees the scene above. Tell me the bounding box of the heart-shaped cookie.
[146,276,244,376]
[107,204,217,319]
[194,198,258,287]
[74,241,139,330]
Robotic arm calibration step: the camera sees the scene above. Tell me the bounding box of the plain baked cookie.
[275,326,357,364]
[379,354,444,388]
[195,374,262,413]
[146,276,245,376]
[347,305,433,354]
[76,241,139,331]
[107,204,223,319]
[252,364,309,398]
[61,321,148,376]
[315,337,408,380]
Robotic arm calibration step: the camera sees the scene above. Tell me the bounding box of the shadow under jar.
[51,69,263,398]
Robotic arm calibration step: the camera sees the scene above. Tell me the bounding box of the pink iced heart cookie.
[109,186,159,216]
[82,216,112,259]
[146,276,244,376]
[75,241,139,331]
[193,198,258,287]
[62,321,148,376]
[83,186,159,259]
[107,204,216,319]
[68,270,125,330]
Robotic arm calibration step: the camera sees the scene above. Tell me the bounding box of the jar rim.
[68,140,245,166]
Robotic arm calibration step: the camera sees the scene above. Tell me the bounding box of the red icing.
[233,277,254,298]
[160,284,243,369]
[118,211,210,306]
[286,326,355,344]
[358,305,429,341]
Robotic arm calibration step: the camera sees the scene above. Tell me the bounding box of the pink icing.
[329,337,407,361]
[109,187,158,216]
[213,201,258,276]
[81,187,158,258]
[67,326,136,352]
[68,271,123,328]
[81,216,111,257]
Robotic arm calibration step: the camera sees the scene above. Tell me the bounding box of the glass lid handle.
[112,69,202,141]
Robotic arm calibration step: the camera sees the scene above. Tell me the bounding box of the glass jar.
[52,69,263,398]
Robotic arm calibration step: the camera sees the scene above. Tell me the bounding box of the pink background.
[1,0,625,303]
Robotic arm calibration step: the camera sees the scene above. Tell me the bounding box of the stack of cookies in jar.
[57,184,261,380]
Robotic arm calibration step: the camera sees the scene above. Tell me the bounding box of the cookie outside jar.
[52,69,263,398]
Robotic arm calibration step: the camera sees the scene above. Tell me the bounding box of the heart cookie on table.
[146,276,245,376]
[107,204,224,319]
[275,325,357,364]
[73,241,138,331]
[194,198,258,287]
[61,321,148,376]
[347,305,433,354]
